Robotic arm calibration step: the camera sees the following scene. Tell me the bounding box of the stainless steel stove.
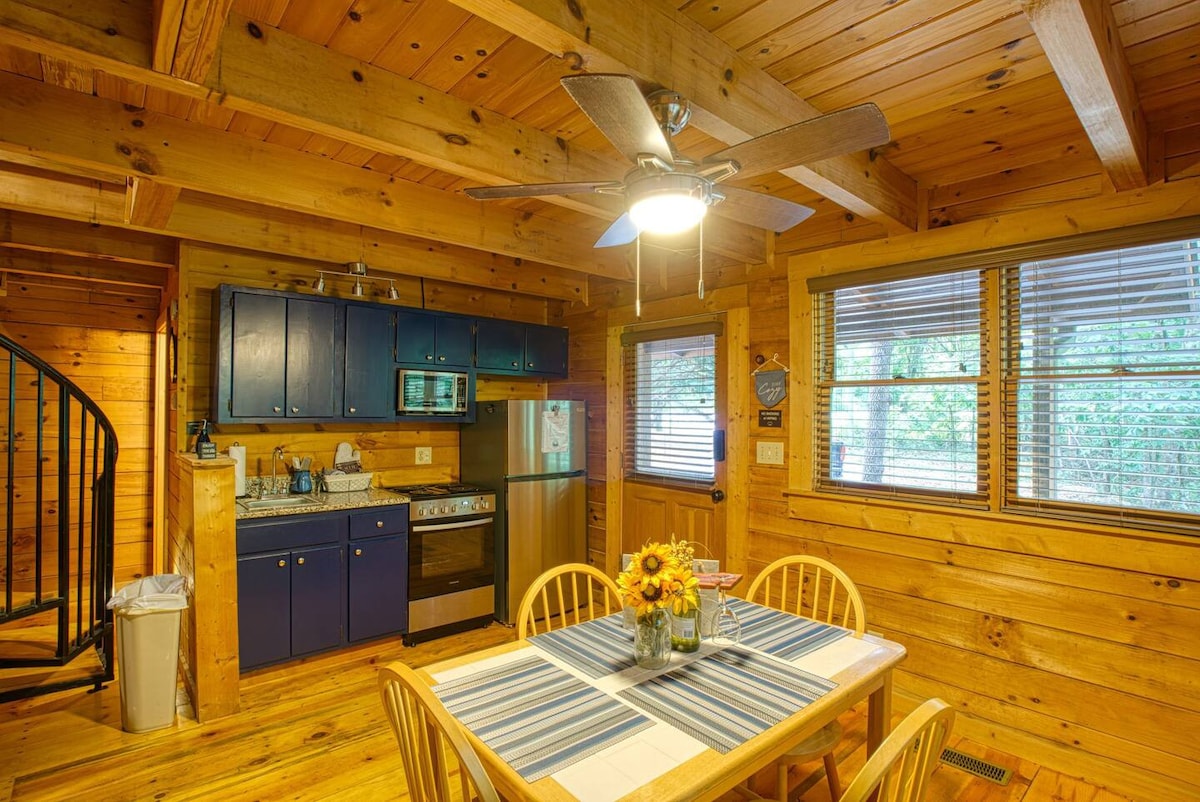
[383,482,496,643]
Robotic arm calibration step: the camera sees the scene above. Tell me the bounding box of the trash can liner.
[107,574,188,611]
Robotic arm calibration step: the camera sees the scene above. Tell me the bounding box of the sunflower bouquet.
[617,540,700,617]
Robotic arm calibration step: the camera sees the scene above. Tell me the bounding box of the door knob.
[711,489,725,503]
[354,548,363,557]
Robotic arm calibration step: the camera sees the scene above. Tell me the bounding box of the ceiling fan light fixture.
[627,173,710,236]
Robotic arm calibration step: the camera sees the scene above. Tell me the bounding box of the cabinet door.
[347,534,408,642]
[474,318,525,373]
[290,544,343,656]
[344,305,394,418]
[237,551,292,669]
[285,298,337,418]
[395,309,437,365]
[524,324,569,376]
[230,292,287,418]
[435,315,474,367]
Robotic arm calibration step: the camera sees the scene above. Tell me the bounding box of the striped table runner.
[434,653,653,782]
[617,647,836,753]
[527,614,634,678]
[727,598,850,660]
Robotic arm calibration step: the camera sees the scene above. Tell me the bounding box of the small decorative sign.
[758,409,782,428]
[754,370,787,408]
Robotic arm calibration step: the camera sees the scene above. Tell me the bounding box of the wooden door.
[620,324,728,566]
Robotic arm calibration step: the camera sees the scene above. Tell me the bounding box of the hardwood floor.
[0,625,1131,802]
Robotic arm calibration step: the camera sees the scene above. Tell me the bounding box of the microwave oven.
[397,369,469,415]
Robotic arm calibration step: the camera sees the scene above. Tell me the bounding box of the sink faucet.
[268,446,287,497]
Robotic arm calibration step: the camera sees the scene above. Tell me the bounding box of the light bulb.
[387,281,400,300]
[629,192,707,235]
[352,278,364,297]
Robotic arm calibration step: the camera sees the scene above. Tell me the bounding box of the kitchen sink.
[237,494,326,512]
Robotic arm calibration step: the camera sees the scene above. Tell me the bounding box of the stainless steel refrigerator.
[460,399,587,624]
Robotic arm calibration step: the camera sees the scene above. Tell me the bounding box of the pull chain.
[635,233,642,318]
[697,218,705,299]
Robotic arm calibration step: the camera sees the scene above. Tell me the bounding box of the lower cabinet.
[237,505,408,671]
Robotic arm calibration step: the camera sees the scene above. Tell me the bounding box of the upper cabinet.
[475,319,569,377]
[395,310,473,368]
[344,305,394,419]
[216,287,339,422]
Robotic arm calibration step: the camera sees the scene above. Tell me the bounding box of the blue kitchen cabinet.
[236,550,292,669]
[474,318,568,377]
[217,286,340,422]
[343,304,394,418]
[395,309,473,367]
[348,535,408,642]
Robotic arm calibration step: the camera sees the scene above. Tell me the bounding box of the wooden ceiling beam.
[1020,0,1148,190]
[0,170,588,303]
[0,161,127,224]
[0,208,176,266]
[162,0,232,81]
[449,0,919,233]
[0,2,763,264]
[0,249,169,288]
[0,71,627,277]
[125,176,181,229]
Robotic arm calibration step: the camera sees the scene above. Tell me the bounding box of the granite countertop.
[234,487,410,521]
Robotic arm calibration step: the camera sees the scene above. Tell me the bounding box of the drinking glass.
[710,584,741,646]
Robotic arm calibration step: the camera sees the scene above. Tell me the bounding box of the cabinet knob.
[425,354,433,361]
[376,520,384,528]
[527,362,534,368]
[273,406,282,413]
[438,355,446,362]
[354,548,363,557]
[291,406,300,414]
[511,361,518,367]
[296,557,305,565]
[349,407,357,414]
[277,559,286,568]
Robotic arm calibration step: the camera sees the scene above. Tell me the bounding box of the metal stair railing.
[0,332,118,701]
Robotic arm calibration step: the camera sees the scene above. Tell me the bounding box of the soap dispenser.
[195,419,216,459]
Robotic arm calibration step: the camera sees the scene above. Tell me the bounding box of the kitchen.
[1,0,1198,800]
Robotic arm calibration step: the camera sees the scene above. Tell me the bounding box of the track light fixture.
[312,262,399,300]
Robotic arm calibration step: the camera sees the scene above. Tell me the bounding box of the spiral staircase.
[0,332,117,702]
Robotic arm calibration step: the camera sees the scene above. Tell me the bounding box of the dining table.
[416,598,907,801]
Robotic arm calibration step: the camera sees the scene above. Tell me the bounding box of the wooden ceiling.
[0,0,1197,301]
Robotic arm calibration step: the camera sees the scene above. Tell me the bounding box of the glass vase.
[670,606,701,652]
[633,609,671,669]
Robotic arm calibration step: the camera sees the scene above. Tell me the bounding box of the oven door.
[409,515,495,601]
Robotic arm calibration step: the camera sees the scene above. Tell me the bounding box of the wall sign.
[753,353,790,409]
[758,409,782,428]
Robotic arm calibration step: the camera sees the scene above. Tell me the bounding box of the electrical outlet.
[415,446,432,465]
[756,441,784,465]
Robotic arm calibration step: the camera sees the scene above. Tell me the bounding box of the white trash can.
[107,574,188,733]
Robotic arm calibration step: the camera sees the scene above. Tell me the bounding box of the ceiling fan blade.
[561,74,674,166]
[706,103,890,179]
[594,212,640,248]
[711,186,814,232]
[464,180,621,200]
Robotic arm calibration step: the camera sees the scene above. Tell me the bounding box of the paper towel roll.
[229,444,247,497]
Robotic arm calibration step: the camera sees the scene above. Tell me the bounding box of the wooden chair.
[377,661,500,802]
[516,562,623,639]
[838,698,955,802]
[745,556,867,802]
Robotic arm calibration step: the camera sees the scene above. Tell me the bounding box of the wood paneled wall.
[0,273,159,587]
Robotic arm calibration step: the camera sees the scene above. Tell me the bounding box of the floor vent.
[940,747,1013,785]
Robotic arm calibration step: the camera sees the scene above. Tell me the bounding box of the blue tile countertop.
[234,487,409,521]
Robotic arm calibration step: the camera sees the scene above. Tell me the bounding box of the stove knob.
[440,505,449,514]
[417,508,427,517]
[481,499,490,509]
[469,501,478,510]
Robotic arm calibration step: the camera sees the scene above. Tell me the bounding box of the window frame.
[806,218,1200,536]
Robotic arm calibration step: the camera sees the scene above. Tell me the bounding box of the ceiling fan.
[464,74,891,248]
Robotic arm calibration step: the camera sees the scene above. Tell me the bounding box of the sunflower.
[664,569,700,615]
[618,569,670,616]
[633,542,673,581]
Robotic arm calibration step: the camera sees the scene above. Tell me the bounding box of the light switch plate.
[757,440,784,465]
[415,446,432,465]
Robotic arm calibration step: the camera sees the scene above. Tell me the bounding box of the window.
[811,228,1200,533]
[1004,239,1200,525]
[814,270,988,504]
[622,328,717,484]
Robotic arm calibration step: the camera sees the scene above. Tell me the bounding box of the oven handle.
[411,516,494,533]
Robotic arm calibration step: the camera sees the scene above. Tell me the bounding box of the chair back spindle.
[517,563,622,640]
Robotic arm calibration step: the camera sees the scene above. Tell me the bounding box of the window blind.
[623,332,716,485]
[1003,237,1200,527]
[814,269,989,504]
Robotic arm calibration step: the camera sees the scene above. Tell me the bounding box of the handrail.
[0,330,119,700]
